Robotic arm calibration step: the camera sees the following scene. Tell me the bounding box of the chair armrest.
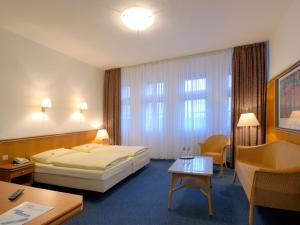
[199,142,206,155]
[235,144,269,165]
[258,166,300,174]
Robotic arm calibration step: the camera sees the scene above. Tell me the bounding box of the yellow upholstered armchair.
[199,135,228,175]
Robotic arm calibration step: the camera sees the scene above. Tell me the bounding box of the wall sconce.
[79,102,88,113]
[41,98,52,112]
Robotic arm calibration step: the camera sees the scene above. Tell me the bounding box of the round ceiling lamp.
[121,7,154,31]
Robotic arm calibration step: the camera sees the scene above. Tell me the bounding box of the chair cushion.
[201,152,223,164]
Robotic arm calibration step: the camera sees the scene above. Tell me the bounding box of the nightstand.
[0,162,34,186]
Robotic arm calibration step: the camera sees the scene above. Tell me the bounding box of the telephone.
[13,157,30,164]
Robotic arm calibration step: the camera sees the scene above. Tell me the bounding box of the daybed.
[234,140,300,225]
[32,145,150,192]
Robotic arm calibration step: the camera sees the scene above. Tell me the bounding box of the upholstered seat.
[199,135,228,175]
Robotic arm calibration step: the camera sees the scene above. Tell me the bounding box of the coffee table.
[168,156,213,215]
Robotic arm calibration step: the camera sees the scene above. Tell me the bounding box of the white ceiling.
[0,0,293,70]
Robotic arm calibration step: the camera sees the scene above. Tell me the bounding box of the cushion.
[71,143,101,152]
[31,148,76,164]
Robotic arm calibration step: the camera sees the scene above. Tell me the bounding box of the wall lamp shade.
[237,113,260,127]
[80,102,88,113]
[96,129,109,140]
[41,98,52,112]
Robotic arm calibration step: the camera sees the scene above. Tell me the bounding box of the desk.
[168,156,213,215]
[0,181,83,225]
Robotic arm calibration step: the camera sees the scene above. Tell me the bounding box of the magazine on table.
[0,202,53,225]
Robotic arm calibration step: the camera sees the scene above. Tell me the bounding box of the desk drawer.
[10,167,33,179]
[0,173,10,181]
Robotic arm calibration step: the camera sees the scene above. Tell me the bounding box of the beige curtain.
[103,68,121,145]
[231,42,267,163]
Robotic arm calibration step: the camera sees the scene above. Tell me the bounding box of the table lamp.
[96,129,109,144]
[289,110,300,119]
[237,113,260,146]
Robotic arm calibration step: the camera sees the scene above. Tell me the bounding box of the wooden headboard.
[0,130,98,164]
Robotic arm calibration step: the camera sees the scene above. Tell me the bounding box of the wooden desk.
[0,181,83,225]
[168,156,213,215]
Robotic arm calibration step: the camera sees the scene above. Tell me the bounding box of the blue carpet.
[34,160,300,225]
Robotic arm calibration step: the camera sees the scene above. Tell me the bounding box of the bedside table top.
[0,162,34,170]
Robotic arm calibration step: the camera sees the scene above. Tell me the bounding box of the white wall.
[269,0,300,80]
[0,29,104,139]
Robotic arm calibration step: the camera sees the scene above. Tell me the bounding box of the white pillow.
[71,143,100,152]
[31,148,76,164]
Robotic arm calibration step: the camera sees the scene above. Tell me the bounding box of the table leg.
[168,173,175,209]
[207,177,213,216]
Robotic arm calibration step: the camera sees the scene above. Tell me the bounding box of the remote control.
[8,189,24,201]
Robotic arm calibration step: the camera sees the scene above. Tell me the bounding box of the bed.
[32,145,150,192]
[71,144,149,172]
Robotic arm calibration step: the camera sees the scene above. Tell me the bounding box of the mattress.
[33,148,151,192]
[130,150,150,173]
[34,157,133,181]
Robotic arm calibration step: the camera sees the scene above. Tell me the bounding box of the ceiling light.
[121,7,154,31]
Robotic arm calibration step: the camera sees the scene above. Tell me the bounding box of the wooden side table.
[0,162,34,186]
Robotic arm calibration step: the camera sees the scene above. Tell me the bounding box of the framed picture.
[276,61,300,132]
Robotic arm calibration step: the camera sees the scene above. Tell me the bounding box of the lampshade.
[237,113,260,127]
[96,129,109,140]
[289,110,300,119]
[41,98,52,112]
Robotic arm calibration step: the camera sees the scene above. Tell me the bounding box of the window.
[184,99,206,130]
[185,78,206,92]
[121,86,131,132]
[227,75,232,131]
[157,102,164,131]
[145,82,165,132]
[145,103,153,132]
[122,86,131,100]
[184,78,206,131]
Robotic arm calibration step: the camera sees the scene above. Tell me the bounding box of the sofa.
[234,140,300,225]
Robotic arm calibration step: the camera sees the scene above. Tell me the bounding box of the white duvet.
[51,152,128,170]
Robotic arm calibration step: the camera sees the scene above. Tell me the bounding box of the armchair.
[199,135,228,175]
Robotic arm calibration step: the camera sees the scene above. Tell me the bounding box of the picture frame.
[276,61,300,132]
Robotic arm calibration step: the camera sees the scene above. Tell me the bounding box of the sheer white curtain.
[121,49,232,159]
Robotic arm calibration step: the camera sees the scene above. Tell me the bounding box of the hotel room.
[0,0,299,225]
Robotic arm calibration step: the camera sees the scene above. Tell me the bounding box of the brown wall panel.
[0,130,98,164]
